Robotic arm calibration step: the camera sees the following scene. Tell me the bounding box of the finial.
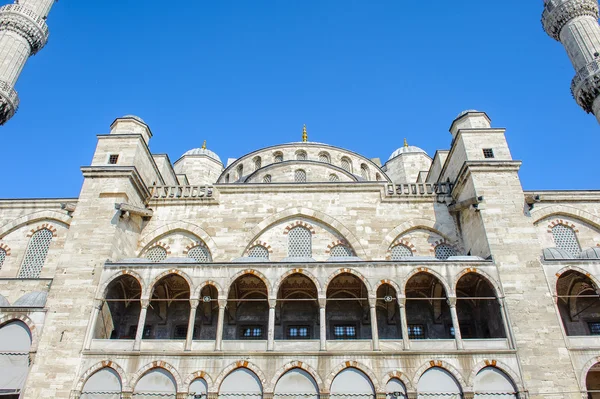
[404,138,408,147]
[202,140,206,149]
[302,124,308,142]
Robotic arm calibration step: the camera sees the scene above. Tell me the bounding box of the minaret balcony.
[542,0,599,41]
[0,79,19,125]
[571,58,600,112]
[0,4,49,54]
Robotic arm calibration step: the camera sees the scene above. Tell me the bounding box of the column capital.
[140,299,150,308]
[462,392,475,399]
[121,392,133,399]
[189,298,200,308]
[318,297,327,308]
[447,296,457,307]
[397,296,406,306]
[406,391,418,399]
[218,298,227,308]
[268,298,277,308]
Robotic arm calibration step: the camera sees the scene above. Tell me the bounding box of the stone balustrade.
[148,185,214,200]
[385,182,453,197]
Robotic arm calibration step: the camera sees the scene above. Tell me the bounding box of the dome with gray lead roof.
[182,147,222,164]
[121,114,146,124]
[388,140,428,161]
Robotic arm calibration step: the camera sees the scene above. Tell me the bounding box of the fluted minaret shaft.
[543,0,600,124]
[0,0,55,125]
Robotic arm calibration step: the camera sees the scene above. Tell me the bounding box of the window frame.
[407,324,425,339]
[331,323,358,340]
[286,325,311,340]
[239,325,266,340]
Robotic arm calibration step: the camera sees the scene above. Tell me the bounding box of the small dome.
[543,247,574,260]
[456,109,480,118]
[388,145,427,161]
[121,114,145,124]
[182,147,222,164]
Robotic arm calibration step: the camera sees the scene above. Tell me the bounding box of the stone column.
[319,297,327,350]
[369,297,380,351]
[133,299,149,351]
[267,298,276,351]
[185,299,199,351]
[498,297,514,349]
[448,297,463,350]
[398,296,410,350]
[215,299,226,351]
[83,299,103,350]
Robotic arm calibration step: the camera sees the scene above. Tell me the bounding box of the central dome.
[182,147,222,164]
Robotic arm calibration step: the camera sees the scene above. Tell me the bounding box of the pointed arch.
[99,269,145,299]
[381,370,414,392]
[324,361,381,393]
[374,279,403,297]
[581,356,600,388]
[269,361,324,393]
[226,269,271,298]
[402,268,452,296]
[412,360,467,390]
[453,268,503,298]
[130,361,183,392]
[193,280,223,300]
[531,205,600,231]
[554,265,600,296]
[245,207,367,258]
[138,221,218,258]
[379,218,458,259]
[183,370,214,393]
[325,268,372,295]
[145,269,194,298]
[273,268,323,297]
[468,360,523,391]
[0,210,71,239]
[0,313,38,350]
[74,360,128,392]
[213,360,268,391]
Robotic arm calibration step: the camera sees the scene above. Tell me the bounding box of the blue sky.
[1,0,598,198]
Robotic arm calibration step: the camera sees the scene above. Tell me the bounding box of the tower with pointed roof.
[0,0,56,125]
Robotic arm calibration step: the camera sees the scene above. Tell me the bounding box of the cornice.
[80,166,150,202]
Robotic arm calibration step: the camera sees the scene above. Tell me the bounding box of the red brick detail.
[0,242,10,256]
[26,224,58,238]
[547,219,579,233]
[283,221,316,235]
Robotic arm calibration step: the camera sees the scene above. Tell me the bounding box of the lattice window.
[296,151,307,161]
[552,224,581,256]
[408,324,425,339]
[319,152,331,163]
[483,148,495,159]
[253,157,262,171]
[188,245,211,263]
[288,226,312,257]
[19,228,53,278]
[263,174,272,183]
[274,152,283,163]
[146,246,167,262]
[295,169,307,183]
[0,248,5,270]
[333,325,356,339]
[329,174,340,182]
[341,157,352,173]
[248,245,269,259]
[330,245,353,257]
[434,244,457,260]
[108,154,119,164]
[390,244,413,260]
[360,164,370,180]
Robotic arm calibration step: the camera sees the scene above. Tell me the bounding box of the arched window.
[188,245,211,263]
[406,273,453,339]
[327,273,371,340]
[296,150,307,161]
[189,378,208,399]
[330,245,354,257]
[329,174,340,182]
[330,368,375,398]
[220,368,263,399]
[145,246,167,262]
[248,245,269,259]
[134,369,177,398]
[263,175,272,183]
[148,274,190,339]
[360,164,370,180]
[386,378,406,399]
[274,369,319,399]
[319,152,331,163]
[276,273,318,340]
[377,284,402,340]
[237,164,244,181]
[274,152,283,163]
[556,270,600,336]
[18,228,53,278]
[94,274,141,340]
[457,273,506,339]
[0,248,6,270]
[417,367,462,399]
[295,169,307,183]
[0,321,32,397]
[81,368,122,399]
[473,367,517,399]
[587,364,600,399]
[391,244,413,260]
[341,157,352,173]
[253,156,262,171]
[434,244,457,260]
[288,226,312,257]
[226,275,268,341]
[552,224,581,257]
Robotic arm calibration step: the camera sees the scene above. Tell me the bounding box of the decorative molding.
[542,0,599,41]
[246,240,273,255]
[146,241,171,255]
[26,223,57,238]
[283,221,315,235]
[0,79,18,125]
[0,4,49,54]
[547,219,579,233]
[0,242,11,256]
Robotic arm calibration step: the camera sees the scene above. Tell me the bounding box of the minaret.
[0,0,56,125]
[542,0,600,123]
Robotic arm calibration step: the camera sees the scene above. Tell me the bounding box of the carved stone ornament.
[542,0,599,41]
[0,4,49,54]
[0,79,18,125]
[571,61,600,112]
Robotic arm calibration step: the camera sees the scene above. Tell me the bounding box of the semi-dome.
[388,139,427,161]
[182,142,222,164]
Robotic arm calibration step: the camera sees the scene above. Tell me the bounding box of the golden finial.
[302,124,308,142]
[202,140,207,149]
[404,138,408,147]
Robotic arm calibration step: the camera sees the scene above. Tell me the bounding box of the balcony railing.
[385,182,453,197]
[148,185,214,200]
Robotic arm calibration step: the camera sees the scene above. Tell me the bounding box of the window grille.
[319,152,331,163]
[329,174,340,182]
[333,325,356,339]
[240,326,264,339]
[287,326,310,339]
[237,164,244,180]
[274,153,283,163]
[288,226,312,257]
[434,244,457,260]
[330,245,353,257]
[188,245,211,263]
[19,228,53,278]
[263,175,272,183]
[296,151,307,161]
[253,157,262,171]
[390,245,413,260]
[248,245,269,259]
[483,148,495,158]
[360,164,370,180]
[295,169,307,183]
[146,246,167,262]
[551,224,581,256]
[0,248,5,270]
[341,158,352,172]
[108,154,119,164]
[408,324,425,339]
[589,322,600,335]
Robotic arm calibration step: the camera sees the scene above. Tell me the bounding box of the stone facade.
[0,112,599,399]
